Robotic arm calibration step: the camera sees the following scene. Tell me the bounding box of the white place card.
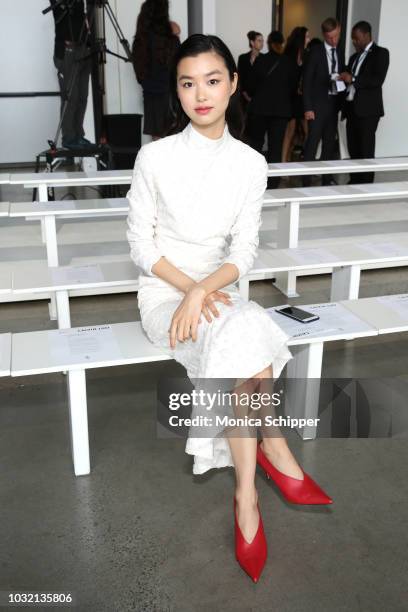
[267,302,372,339]
[50,264,104,286]
[49,324,122,366]
[283,247,341,265]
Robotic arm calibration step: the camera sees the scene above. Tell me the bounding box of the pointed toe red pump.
[234,497,267,583]
[257,441,333,505]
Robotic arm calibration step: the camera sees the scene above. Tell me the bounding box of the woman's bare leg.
[226,376,259,543]
[257,366,303,479]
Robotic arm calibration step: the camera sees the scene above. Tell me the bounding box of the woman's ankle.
[235,486,258,506]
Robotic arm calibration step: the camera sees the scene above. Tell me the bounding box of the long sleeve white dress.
[126,120,293,475]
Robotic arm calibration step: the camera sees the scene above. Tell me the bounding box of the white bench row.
[4,179,408,276]
[2,293,407,475]
[2,235,408,326]
[5,156,408,193]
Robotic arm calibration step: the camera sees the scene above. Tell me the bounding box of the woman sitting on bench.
[126,33,333,584]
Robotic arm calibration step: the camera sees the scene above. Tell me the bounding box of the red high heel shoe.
[257,441,333,505]
[234,497,267,583]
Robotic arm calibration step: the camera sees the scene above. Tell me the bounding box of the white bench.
[8,156,408,191]
[263,181,408,296]
[0,174,10,185]
[0,202,9,217]
[8,180,408,273]
[10,301,378,475]
[6,232,408,324]
[0,333,12,376]
[267,156,408,177]
[12,261,140,328]
[0,272,12,297]
[9,199,129,266]
[9,169,133,200]
[239,238,408,300]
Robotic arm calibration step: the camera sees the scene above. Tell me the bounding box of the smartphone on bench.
[275,305,320,324]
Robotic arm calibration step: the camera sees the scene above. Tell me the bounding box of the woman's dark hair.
[132,0,179,82]
[284,26,308,63]
[164,34,245,141]
[268,30,284,47]
[308,37,322,49]
[247,30,262,48]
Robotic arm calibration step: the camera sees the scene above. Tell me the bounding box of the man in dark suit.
[302,17,346,186]
[246,31,297,188]
[339,21,390,183]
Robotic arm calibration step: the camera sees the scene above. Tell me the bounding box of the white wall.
[214,0,271,62]
[375,0,408,156]
[0,0,94,164]
[283,0,336,39]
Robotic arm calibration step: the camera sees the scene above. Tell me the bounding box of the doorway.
[272,0,349,42]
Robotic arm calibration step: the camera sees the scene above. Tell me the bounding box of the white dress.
[126,120,293,475]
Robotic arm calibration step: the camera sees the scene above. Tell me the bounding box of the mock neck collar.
[181,121,230,152]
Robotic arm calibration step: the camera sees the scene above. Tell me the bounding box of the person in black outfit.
[237,30,264,113]
[50,0,94,149]
[282,26,311,163]
[246,31,297,188]
[339,21,390,184]
[302,17,345,186]
[132,0,180,140]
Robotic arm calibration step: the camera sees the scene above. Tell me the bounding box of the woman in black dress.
[282,26,311,163]
[132,0,180,140]
[237,30,264,113]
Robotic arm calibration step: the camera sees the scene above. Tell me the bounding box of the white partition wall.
[376,0,408,157]
[0,0,95,164]
[214,0,271,61]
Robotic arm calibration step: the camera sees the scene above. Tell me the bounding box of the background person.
[246,31,297,188]
[282,26,311,164]
[339,21,390,184]
[50,0,94,149]
[268,30,285,55]
[237,30,264,113]
[132,0,180,140]
[302,17,345,186]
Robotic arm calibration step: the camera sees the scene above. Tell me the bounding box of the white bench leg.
[56,289,71,329]
[238,276,250,300]
[44,215,59,320]
[273,202,300,297]
[285,341,324,440]
[67,369,90,476]
[330,265,361,301]
[44,215,59,266]
[38,183,48,245]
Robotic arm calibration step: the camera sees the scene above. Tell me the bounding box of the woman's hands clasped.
[168,286,233,349]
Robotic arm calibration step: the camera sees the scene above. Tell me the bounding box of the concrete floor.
[1,170,408,610]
